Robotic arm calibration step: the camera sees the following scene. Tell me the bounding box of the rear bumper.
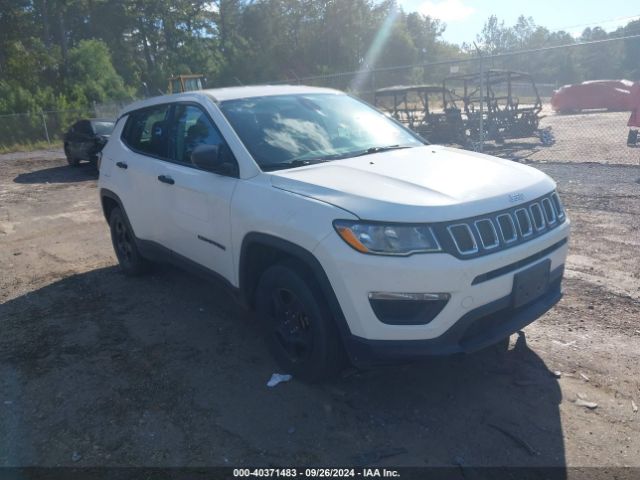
[345,266,563,366]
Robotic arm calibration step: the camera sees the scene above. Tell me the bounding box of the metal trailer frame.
[373,84,467,145]
[443,69,553,145]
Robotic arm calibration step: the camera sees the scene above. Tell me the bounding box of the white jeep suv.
[98,85,570,381]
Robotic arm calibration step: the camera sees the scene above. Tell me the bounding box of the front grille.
[514,208,533,237]
[496,214,517,243]
[436,191,566,259]
[447,224,478,254]
[529,203,545,230]
[541,198,556,224]
[474,219,499,249]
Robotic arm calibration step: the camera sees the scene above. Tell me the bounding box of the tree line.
[0,0,639,116]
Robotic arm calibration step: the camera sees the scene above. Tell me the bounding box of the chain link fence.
[270,43,639,166]
[1,41,638,165]
[0,101,129,152]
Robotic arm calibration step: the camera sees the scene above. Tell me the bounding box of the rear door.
[114,104,172,243]
[156,102,239,281]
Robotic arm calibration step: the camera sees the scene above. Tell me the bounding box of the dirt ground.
[487,110,639,165]
[0,141,639,473]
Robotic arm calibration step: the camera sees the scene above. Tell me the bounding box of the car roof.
[119,85,343,116]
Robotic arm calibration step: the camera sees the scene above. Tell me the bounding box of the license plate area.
[512,259,551,308]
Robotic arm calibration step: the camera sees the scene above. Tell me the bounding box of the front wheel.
[109,207,149,276]
[255,263,346,382]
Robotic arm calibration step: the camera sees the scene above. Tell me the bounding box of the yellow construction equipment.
[168,74,205,94]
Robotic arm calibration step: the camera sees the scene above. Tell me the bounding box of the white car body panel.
[156,161,238,281]
[228,175,355,286]
[100,118,165,242]
[99,85,570,356]
[270,145,554,222]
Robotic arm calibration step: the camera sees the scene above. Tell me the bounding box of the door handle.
[116,161,128,169]
[158,175,175,185]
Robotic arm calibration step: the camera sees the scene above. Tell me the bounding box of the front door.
[157,102,238,282]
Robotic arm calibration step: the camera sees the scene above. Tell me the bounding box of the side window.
[77,120,92,136]
[122,104,171,158]
[170,104,230,166]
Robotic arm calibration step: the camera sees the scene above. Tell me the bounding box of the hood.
[269,145,555,222]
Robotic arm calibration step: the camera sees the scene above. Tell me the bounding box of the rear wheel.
[109,207,149,276]
[64,144,80,167]
[255,262,346,382]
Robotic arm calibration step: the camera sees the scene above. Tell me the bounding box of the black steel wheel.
[256,262,346,382]
[109,207,149,276]
[270,286,315,363]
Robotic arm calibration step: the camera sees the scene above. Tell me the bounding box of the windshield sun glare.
[219,93,424,171]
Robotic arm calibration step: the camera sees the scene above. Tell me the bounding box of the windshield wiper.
[352,144,414,157]
[262,145,416,171]
[261,159,330,172]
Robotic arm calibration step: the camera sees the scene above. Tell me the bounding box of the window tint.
[76,120,93,136]
[122,104,171,158]
[170,104,227,165]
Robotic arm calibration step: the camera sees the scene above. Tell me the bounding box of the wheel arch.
[100,189,140,244]
[100,188,124,223]
[239,232,351,342]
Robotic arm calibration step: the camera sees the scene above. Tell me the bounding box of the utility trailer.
[373,84,467,145]
[443,70,554,146]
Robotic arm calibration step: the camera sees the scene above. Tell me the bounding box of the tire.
[109,207,149,276]
[64,144,80,167]
[255,262,346,382]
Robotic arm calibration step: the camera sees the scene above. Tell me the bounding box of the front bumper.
[312,219,569,364]
[345,265,563,365]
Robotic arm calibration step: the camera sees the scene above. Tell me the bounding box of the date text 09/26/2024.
[233,468,400,478]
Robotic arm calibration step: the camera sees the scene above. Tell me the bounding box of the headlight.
[333,220,441,255]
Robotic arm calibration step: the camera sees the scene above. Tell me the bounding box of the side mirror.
[191,144,238,176]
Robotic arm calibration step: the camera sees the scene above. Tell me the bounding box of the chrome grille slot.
[551,192,565,219]
[541,198,557,224]
[474,219,499,249]
[514,208,533,237]
[447,224,478,254]
[529,203,545,231]
[496,214,517,243]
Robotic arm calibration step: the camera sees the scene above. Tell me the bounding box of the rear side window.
[76,120,93,135]
[121,104,171,158]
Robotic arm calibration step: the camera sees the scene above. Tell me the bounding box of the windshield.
[91,121,114,136]
[219,93,425,171]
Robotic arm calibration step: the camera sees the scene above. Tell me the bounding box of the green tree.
[66,39,133,105]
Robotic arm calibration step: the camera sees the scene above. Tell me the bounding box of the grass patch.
[0,140,62,154]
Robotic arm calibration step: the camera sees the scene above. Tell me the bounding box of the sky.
[398,0,640,45]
